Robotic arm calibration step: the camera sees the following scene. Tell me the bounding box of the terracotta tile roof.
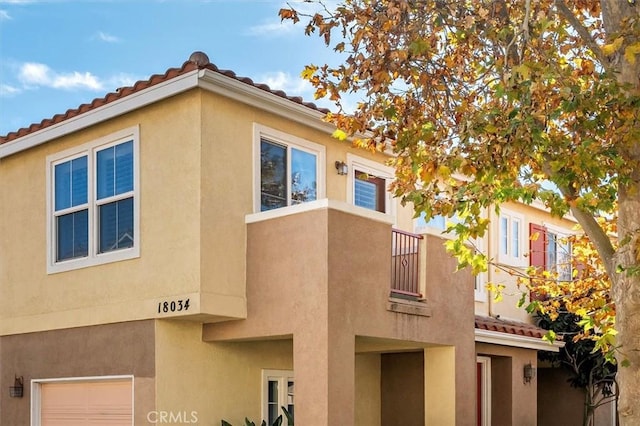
[475,315,548,339]
[0,51,329,144]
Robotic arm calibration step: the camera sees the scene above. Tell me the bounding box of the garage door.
[41,380,132,425]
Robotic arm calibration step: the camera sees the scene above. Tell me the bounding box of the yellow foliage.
[602,37,624,56]
[624,42,640,65]
[332,129,348,141]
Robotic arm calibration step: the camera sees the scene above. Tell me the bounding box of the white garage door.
[41,380,132,425]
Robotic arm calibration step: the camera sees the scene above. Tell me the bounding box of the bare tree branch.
[554,0,613,74]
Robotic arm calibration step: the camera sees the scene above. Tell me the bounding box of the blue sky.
[0,0,341,136]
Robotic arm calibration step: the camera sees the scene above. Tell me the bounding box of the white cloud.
[245,0,340,37]
[0,0,36,3]
[0,9,10,20]
[18,62,104,91]
[0,84,20,97]
[52,71,103,90]
[258,70,359,114]
[19,62,51,86]
[96,31,121,43]
[106,73,140,89]
[259,71,311,95]
[245,19,295,37]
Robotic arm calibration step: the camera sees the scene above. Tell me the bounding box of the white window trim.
[46,126,140,274]
[261,369,294,423]
[253,123,326,213]
[31,375,134,426]
[346,153,396,218]
[414,213,464,239]
[474,232,488,302]
[476,357,491,426]
[542,222,574,280]
[497,209,525,267]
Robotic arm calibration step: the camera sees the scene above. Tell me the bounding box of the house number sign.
[157,299,190,314]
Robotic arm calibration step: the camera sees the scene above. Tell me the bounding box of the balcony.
[206,198,474,346]
[391,229,423,299]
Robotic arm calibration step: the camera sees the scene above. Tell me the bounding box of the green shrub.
[221,407,293,426]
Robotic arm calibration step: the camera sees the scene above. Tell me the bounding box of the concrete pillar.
[293,330,355,425]
[425,346,456,426]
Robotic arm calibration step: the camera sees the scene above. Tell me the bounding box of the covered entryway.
[37,378,132,425]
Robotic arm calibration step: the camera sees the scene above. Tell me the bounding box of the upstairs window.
[530,223,572,281]
[347,154,394,215]
[497,210,525,266]
[255,124,325,212]
[415,212,463,234]
[54,156,89,260]
[47,127,139,273]
[354,171,386,212]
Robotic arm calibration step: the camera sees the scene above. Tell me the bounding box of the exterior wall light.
[9,375,23,398]
[335,161,348,175]
[523,363,536,384]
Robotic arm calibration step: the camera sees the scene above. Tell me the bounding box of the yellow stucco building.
[0,51,608,426]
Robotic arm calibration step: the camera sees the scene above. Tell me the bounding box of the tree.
[523,214,617,358]
[281,1,640,423]
[537,310,618,426]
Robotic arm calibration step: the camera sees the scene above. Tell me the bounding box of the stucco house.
[0,51,597,425]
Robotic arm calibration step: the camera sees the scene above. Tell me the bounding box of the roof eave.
[197,68,333,134]
[475,328,564,352]
[0,70,200,160]
[0,66,336,160]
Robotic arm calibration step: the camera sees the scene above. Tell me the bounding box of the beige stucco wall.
[154,319,293,425]
[476,342,539,426]
[0,320,155,425]
[0,91,206,335]
[204,205,476,425]
[197,89,415,313]
[1,85,420,337]
[538,367,616,426]
[478,202,577,323]
[381,352,424,425]
[355,353,381,426]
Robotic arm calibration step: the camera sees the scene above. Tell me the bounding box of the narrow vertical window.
[260,140,287,211]
[54,156,89,261]
[498,210,524,266]
[500,216,509,256]
[290,148,317,205]
[512,218,520,258]
[96,141,134,253]
[267,379,279,424]
[286,380,295,420]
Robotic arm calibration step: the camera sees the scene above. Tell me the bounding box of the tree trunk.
[600,2,640,424]
[612,184,640,425]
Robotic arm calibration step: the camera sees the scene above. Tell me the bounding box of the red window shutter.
[529,223,547,269]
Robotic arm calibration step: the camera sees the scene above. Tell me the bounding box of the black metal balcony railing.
[391,229,423,299]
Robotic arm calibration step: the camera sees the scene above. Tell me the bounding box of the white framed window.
[414,212,462,237]
[533,223,573,282]
[262,369,294,425]
[254,124,325,213]
[497,209,525,266]
[346,153,395,215]
[46,126,140,274]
